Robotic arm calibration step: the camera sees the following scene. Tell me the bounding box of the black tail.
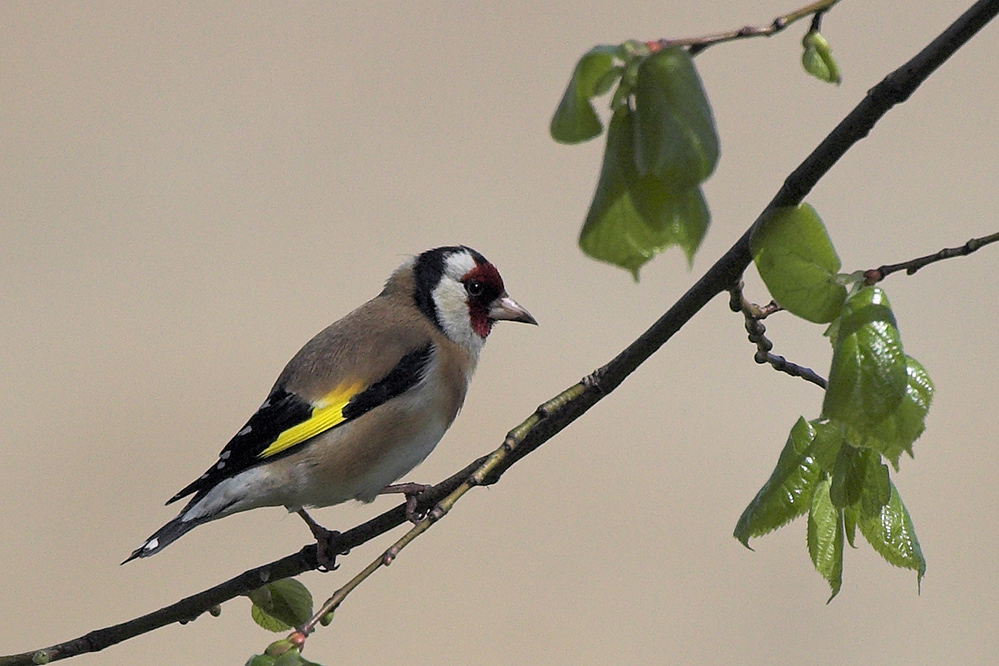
[121,513,205,564]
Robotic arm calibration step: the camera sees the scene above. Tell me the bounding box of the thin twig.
[864,231,999,284]
[299,388,580,639]
[729,282,828,389]
[810,8,826,33]
[644,0,841,56]
[3,1,998,664]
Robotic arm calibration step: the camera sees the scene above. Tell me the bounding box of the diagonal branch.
[488,0,999,478]
[3,1,998,664]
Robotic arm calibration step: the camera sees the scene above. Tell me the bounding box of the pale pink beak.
[488,295,537,325]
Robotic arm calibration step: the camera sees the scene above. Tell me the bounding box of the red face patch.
[462,261,505,338]
[464,261,503,292]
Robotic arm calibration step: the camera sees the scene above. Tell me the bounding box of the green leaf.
[274,649,324,666]
[594,65,624,97]
[273,652,302,666]
[734,417,822,546]
[843,506,858,548]
[750,203,847,323]
[829,443,868,509]
[578,107,662,276]
[869,356,935,468]
[802,31,842,85]
[633,47,719,189]
[858,455,892,518]
[252,603,293,633]
[551,46,619,144]
[248,579,314,632]
[265,639,296,657]
[672,187,710,263]
[857,480,926,585]
[822,287,908,433]
[829,443,892,515]
[631,181,709,265]
[578,106,710,276]
[261,648,322,666]
[807,476,844,600]
[809,419,845,474]
[246,655,277,666]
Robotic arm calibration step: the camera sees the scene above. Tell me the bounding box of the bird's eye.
[465,280,484,297]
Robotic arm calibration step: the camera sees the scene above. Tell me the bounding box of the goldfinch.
[125,246,535,563]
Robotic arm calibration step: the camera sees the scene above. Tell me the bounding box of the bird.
[124,245,536,565]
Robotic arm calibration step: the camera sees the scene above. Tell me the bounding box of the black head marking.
[412,245,488,331]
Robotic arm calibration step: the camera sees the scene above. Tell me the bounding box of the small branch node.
[582,369,605,391]
[734,284,825,388]
[864,268,884,285]
[758,300,783,318]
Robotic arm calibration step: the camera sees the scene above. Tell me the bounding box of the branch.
[0,462,484,666]
[644,0,842,56]
[864,231,999,283]
[484,0,999,480]
[4,1,998,663]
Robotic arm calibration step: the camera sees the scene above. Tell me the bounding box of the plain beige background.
[3,2,998,664]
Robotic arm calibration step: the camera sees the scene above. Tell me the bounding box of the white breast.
[338,358,454,503]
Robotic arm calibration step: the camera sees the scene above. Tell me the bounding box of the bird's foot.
[380,482,432,524]
[297,509,348,572]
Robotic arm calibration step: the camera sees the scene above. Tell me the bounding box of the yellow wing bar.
[258,382,364,459]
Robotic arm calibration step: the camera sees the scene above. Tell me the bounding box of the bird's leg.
[297,509,346,572]
[380,482,432,523]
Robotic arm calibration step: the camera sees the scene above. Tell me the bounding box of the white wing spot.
[238,425,252,436]
[220,450,231,460]
[216,461,226,469]
[146,538,159,551]
[199,472,209,479]
[260,398,271,409]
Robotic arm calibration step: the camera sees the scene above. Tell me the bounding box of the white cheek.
[432,279,486,355]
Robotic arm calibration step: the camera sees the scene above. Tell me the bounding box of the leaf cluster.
[245,580,324,666]
[736,204,932,598]
[551,44,718,277]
